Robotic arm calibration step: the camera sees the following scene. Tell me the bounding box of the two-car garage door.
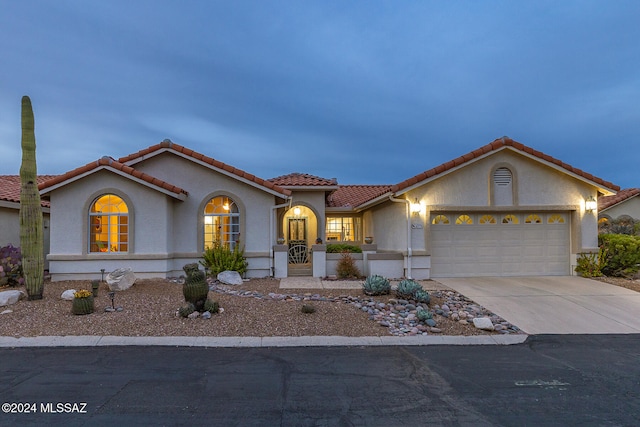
[430,212,570,277]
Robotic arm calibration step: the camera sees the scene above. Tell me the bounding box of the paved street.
[1,335,639,426]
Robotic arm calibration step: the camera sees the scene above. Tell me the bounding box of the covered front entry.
[283,205,317,276]
[430,212,570,277]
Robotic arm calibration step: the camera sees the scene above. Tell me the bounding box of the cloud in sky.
[1,0,638,188]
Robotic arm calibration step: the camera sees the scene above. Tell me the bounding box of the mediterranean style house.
[598,188,640,223]
[2,136,620,281]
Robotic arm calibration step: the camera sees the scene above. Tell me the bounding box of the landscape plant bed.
[1,278,505,338]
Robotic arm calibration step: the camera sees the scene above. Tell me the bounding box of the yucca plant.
[362,275,391,296]
[200,242,248,275]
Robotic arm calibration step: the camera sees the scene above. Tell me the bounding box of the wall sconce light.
[293,207,301,216]
[410,198,422,216]
[585,195,597,213]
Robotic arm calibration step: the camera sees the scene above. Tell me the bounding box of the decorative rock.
[188,311,200,319]
[459,319,468,325]
[430,327,442,333]
[425,318,437,327]
[106,268,136,291]
[1,309,13,315]
[0,290,25,306]
[201,311,212,319]
[217,270,243,285]
[61,289,77,301]
[472,317,495,331]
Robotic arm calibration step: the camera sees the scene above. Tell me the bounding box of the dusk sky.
[1,1,638,189]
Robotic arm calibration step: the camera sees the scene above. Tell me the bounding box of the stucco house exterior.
[598,188,640,224]
[33,136,618,281]
[0,175,54,269]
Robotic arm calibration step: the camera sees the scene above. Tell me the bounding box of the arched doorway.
[282,205,317,276]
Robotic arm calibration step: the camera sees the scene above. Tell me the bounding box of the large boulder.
[217,270,243,285]
[106,268,136,291]
[0,290,25,306]
[61,289,77,300]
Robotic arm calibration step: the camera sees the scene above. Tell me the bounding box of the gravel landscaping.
[1,276,636,338]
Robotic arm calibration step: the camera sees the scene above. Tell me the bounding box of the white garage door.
[431,212,570,277]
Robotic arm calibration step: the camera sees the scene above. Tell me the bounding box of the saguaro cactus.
[19,96,44,300]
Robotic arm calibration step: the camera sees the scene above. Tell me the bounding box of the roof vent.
[493,167,512,186]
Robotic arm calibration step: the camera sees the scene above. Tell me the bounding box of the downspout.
[270,197,292,276]
[389,195,412,279]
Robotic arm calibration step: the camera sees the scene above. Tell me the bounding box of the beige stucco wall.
[0,203,51,269]
[601,197,640,221]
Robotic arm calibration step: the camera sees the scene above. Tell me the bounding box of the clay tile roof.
[327,185,393,208]
[268,173,338,187]
[37,157,189,197]
[599,188,640,211]
[119,140,291,196]
[0,175,58,207]
[392,136,620,193]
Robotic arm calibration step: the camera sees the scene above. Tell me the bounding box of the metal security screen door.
[288,218,309,264]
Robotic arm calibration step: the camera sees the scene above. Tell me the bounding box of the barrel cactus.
[362,275,391,296]
[395,279,423,299]
[72,290,94,315]
[203,298,219,314]
[182,263,209,308]
[178,302,196,318]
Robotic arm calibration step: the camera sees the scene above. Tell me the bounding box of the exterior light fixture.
[293,207,301,216]
[411,198,422,215]
[585,196,597,213]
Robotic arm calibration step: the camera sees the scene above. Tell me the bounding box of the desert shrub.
[301,304,316,314]
[326,244,362,253]
[200,242,248,275]
[336,252,361,278]
[599,234,640,277]
[575,248,608,278]
[0,244,24,287]
[362,275,391,296]
[599,217,638,236]
[395,279,423,299]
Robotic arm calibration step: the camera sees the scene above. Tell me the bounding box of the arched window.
[432,214,450,225]
[89,194,129,252]
[204,196,240,249]
[502,214,519,224]
[525,214,542,224]
[479,214,496,224]
[455,214,473,225]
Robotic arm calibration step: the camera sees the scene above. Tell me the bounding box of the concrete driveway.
[435,276,640,334]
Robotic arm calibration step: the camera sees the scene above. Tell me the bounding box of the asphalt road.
[1,335,639,426]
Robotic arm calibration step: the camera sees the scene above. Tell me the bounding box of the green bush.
[599,234,640,278]
[336,253,361,278]
[575,248,607,278]
[326,244,362,253]
[200,242,248,275]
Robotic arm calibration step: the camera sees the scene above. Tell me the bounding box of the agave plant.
[395,279,423,299]
[362,275,391,296]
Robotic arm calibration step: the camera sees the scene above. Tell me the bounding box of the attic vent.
[493,167,512,186]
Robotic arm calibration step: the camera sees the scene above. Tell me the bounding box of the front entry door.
[288,218,309,265]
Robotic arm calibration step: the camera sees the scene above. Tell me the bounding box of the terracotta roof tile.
[119,140,291,196]
[392,137,620,193]
[268,172,338,187]
[38,157,189,197]
[327,185,393,208]
[0,175,58,207]
[599,188,640,211]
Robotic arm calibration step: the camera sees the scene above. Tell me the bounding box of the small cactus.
[178,302,196,318]
[413,289,431,305]
[204,298,219,314]
[182,264,209,306]
[362,275,391,296]
[417,308,433,322]
[395,279,423,299]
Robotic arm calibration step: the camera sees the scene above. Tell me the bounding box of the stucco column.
[312,244,326,278]
[361,243,377,276]
[273,244,288,278]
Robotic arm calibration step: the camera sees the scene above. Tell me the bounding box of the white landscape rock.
[106,268,137,291]
[217,270,243,285]
[472,317,495,331]
[61,289,77,300]
[0,290,25,307]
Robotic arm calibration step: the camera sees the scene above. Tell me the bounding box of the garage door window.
[479,214,497,224]
[432,214,450,224]
[502,214,519,224]
[548,214,565,224]
[525,214,542,224]
[455,214,473,224]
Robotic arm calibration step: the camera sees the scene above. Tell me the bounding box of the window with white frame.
[325,217,361,241]
[89,194,129,253]
[204,196,240,249]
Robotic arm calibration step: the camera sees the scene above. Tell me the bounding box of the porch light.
[293,207,301,216]
[411,198,422,215]
[585,196,597,213]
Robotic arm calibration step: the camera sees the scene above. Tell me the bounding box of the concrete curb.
[0,334,528,348]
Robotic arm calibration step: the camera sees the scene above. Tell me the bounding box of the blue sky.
[1,0,638,188]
